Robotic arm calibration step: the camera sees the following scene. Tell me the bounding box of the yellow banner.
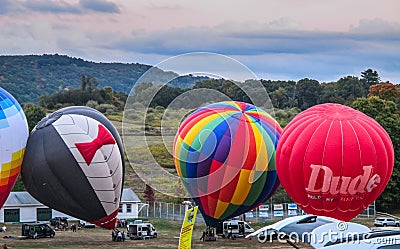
[178,206,198,249]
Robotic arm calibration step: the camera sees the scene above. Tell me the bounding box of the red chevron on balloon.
[75,124,116,165]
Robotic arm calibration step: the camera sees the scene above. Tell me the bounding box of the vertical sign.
[179,206,198,249]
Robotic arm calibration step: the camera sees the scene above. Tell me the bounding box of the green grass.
[0,220,313,248]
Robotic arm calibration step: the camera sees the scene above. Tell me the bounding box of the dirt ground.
[0,223,312,249]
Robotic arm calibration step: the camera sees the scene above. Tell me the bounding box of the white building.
[0,188,142,223]
[117,188,144,220]
[0,192,48,223]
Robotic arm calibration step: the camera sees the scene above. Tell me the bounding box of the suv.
[22,223,55,239]
[374,217,400,227]
[49,217,69,226]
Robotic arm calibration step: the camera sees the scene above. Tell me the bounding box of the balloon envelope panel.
[0,88,29,208]
[22,108,123,229]
[174,101,282,226]
[276,103,394,221]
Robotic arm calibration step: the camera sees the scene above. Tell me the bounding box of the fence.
[138,201,376,223]
[138,202,205,223]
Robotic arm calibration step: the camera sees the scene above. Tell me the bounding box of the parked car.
[79,220,96,228]
[22,223,55,239]
[374,217,400,227]
[49,217,68,226]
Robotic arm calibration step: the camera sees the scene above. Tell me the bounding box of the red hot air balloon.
[276,103,394,221]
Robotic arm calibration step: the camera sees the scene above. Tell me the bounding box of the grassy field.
[0,219,315,249]
[0,218,378,249]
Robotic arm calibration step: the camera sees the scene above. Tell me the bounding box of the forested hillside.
[4,53,400,211]
[0,54,208,103]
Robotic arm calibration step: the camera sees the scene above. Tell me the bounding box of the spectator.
[120,219,126,228]
[200,231,205,241]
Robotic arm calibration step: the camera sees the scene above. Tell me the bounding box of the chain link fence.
[138,202,205,223]
[138,201,376,223]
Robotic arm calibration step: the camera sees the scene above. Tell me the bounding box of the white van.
[219,220,254,238]
[127,222,157,240]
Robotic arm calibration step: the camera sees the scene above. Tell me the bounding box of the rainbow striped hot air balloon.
[174,101,282,227]
[0,88,29,208]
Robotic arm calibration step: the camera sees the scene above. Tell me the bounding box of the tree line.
[130,68,381,110]
[20,69,400,211]
[26,69,385,114]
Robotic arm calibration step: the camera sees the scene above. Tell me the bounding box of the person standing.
[200,231,205,241]
[121,231,126,242]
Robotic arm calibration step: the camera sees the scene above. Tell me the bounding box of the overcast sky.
[1,0,399,82]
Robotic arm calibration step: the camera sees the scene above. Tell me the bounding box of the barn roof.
[4,192,42,206]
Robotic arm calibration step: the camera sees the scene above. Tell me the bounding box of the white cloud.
[0,0,399,83]
[350,18,400,34]
[268,17,301,30]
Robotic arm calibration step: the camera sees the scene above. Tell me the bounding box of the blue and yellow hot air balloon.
[0,88,29,208]
[174,101,282,227]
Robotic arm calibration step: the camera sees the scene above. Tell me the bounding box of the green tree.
[151,85,187,108]
[23,103,46,131]
[337,76,367,103]
[320,82,345,104]
[132,82,157,105]
[261,80,296,108]
[296,78,321,110]
[274,107,301,127]
[270,87,289,109]
[39,77,126,111]
[352,97,400,211]
[361,69,380,89]
[193,79,221,91]
[12,175,25,191]
[81,75,99,94]
[81,74,87,91]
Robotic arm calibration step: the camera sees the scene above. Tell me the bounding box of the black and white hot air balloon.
[21,106,124,229]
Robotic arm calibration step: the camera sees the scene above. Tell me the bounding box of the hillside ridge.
[0,54,208,103]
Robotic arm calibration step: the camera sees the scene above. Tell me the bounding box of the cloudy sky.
[1,0,399,82]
